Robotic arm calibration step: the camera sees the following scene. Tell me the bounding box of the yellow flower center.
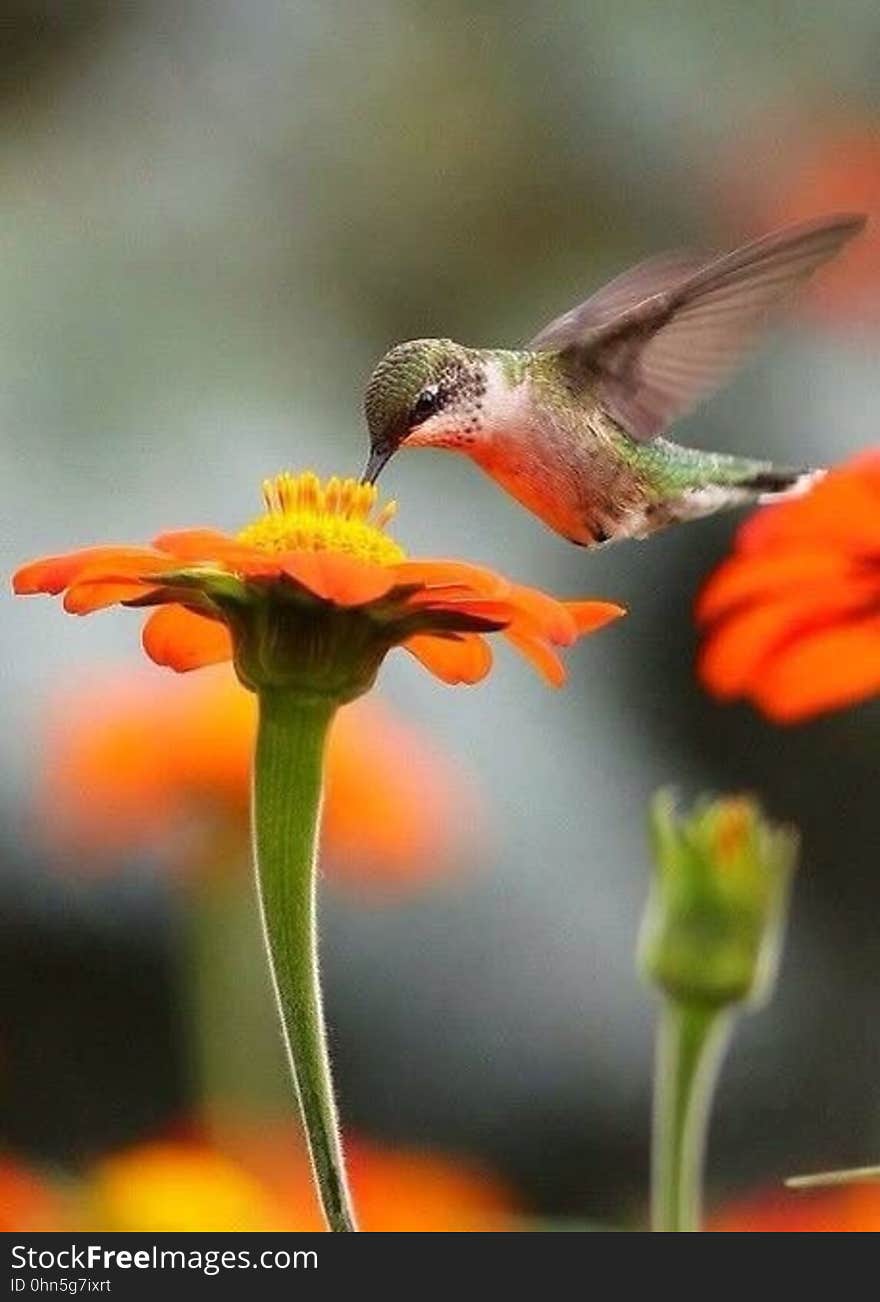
[238,471,405,565]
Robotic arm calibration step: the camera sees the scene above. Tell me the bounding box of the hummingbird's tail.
[624,443,824,543]
[735,464,825,503]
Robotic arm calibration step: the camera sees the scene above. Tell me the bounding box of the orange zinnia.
[14,469,623,1232]
[40,666,480,890]
[711,1183,880,1232]
[0,1158,70,1232]
[13,471,622,690]
[85,1128,518,1233]
[719,115,880,328]
[696,450,880,723]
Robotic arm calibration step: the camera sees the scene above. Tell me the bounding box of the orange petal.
[411,596,516,630]
[394,559,506,597]
[740,460,880,557]
[503,627,567,686]
[849,447,880,483]
[752,616,880,722]
[700,602,809,698]
[13,547,166,596]
[404,634,493,685]
[64,581,162,614]
[153,530,257,564]
[57,554,184,613]
[564,600,627,635]
[281,552,397,605]
[506,585,578,645]
[142,606,233,673]
[698,581,880,698]
[711,1183,880,1232]
[405,584,492,606]
[696,550,862,623]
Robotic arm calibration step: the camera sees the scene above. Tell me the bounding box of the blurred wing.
[529,250,707,342]
[529,213,866,442]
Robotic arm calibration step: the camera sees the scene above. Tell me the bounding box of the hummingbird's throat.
[237,471,405,565]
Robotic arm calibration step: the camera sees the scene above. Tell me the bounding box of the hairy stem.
[252,689,356,1232]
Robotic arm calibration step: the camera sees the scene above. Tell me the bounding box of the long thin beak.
[362,444,394,485]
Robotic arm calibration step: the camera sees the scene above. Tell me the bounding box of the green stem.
[651,1000,733,1232]
[252,688,357,1232]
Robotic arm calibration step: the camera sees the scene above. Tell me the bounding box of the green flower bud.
[639,791,798,1009]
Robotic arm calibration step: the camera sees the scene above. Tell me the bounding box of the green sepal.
[639,790,798,1009]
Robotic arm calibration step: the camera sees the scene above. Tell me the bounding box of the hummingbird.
[362,212,866,547]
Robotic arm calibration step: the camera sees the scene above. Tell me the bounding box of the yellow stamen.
[238,471,405,565]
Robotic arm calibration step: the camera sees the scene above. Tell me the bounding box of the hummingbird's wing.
[529,212,866,442]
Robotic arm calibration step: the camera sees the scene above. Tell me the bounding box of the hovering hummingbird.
[362,213,866,547]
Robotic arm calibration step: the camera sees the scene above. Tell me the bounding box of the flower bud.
[639,792,797,1008]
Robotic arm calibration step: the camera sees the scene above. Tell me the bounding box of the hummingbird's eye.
[410,384,442,426]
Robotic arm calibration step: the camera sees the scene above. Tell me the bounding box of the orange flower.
[718,114,880,328]
[696,451,880,723]
[322,696,481,888]
[39,665,480,889]
[711,1184,880,1232]
[13,471,623,692]
[84,1129,518,1233]
[0,1158,69,1232]
[14,470,623,1232]
[85,1142,284,1234]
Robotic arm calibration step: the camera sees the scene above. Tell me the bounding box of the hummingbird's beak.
[362,444,394,485]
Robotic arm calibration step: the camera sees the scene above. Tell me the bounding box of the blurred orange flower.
[0,1158,69,1232]
[39,665,479,889]
[14,472,623,689]
[712,1183,880,1232]
[84,1129,518,1233]
[718,113,880,327]
[696,450,880,723]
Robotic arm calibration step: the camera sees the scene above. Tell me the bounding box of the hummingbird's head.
[362,338,484,483]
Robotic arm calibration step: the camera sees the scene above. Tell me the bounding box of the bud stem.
[252,689,357,1232]
[651,1001,733,1232]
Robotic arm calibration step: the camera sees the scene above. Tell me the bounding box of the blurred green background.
[1,0,878,1225]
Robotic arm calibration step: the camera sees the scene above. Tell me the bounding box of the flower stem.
[650,1000,733,1232]
[252,688,357,1232]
